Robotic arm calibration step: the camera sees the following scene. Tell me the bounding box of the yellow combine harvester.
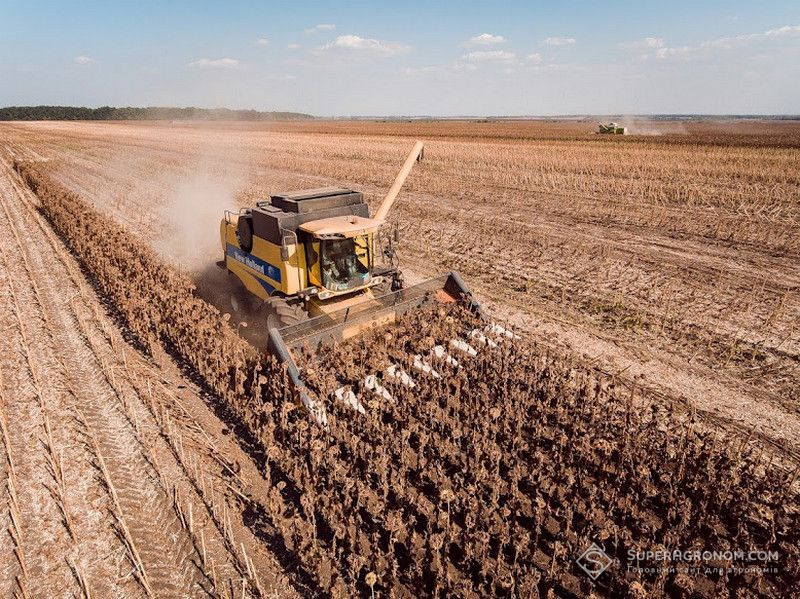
[597,122,628,135]
[220,138,418,330]
[220,141,481,407]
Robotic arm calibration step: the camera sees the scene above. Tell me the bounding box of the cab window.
[319,234,371,291]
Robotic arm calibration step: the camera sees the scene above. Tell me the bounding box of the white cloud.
[543,37,576,46]
[287,43,301,50]
[462,50,517,63]
[701,24,800,49]
[256,37,270,46]
[410,50,550,75]
[74,55,96,65]
[305,23,336,34]
[467,33,505,46]
[655,46,691,59]
[656,24,800,60]
[187,58,240,69]
[618,37,664,51]
[320,35,410,56]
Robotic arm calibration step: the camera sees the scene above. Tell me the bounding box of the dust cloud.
[150,132,270,338]
[154,136,247,274]
[618,117,688,136]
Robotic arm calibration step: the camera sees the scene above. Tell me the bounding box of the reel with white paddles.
[386,364,416,388]
[469,328,498,348]
[431,345,460,367]
[334,386,366,415]
[364,374,393,401]
[450,338,478,357]
[302,395,329,427]
[485,322,518,341]
[413,354,441,379]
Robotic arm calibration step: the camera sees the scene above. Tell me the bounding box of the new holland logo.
[576,543,613,580]
[227,244,281,282]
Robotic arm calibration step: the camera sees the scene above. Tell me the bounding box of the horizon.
[2,105,800,120]
[1,1,799,115]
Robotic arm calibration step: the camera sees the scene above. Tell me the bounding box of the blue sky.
[1,0,799,115]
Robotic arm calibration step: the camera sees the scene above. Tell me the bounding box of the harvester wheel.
[262,296,307,330]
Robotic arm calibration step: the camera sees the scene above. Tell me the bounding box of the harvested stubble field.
[0,119,799,598]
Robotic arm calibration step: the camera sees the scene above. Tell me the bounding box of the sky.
[1,0,799,116]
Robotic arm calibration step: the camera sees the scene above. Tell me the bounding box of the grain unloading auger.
[220,141,515,419]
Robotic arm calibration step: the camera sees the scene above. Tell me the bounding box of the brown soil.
[1,119,798,598]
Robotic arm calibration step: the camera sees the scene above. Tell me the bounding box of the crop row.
[299,307,800,597]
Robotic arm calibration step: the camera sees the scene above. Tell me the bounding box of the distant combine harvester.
[597,122,628,135]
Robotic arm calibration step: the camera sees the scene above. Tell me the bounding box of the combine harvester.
[220,141,515,420]
[597,122,628,135]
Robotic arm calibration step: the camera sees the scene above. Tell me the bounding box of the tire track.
[7,147,299,598]
[0,165,108,598]
[0,156,207,598]
[6,154,255,595]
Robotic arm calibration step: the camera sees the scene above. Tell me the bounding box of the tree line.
[0,105,313,121]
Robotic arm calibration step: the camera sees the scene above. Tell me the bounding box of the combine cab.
[220,141,483,413]
[598,122,628,135]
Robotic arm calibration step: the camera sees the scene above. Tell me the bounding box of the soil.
[1,119,798,598]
